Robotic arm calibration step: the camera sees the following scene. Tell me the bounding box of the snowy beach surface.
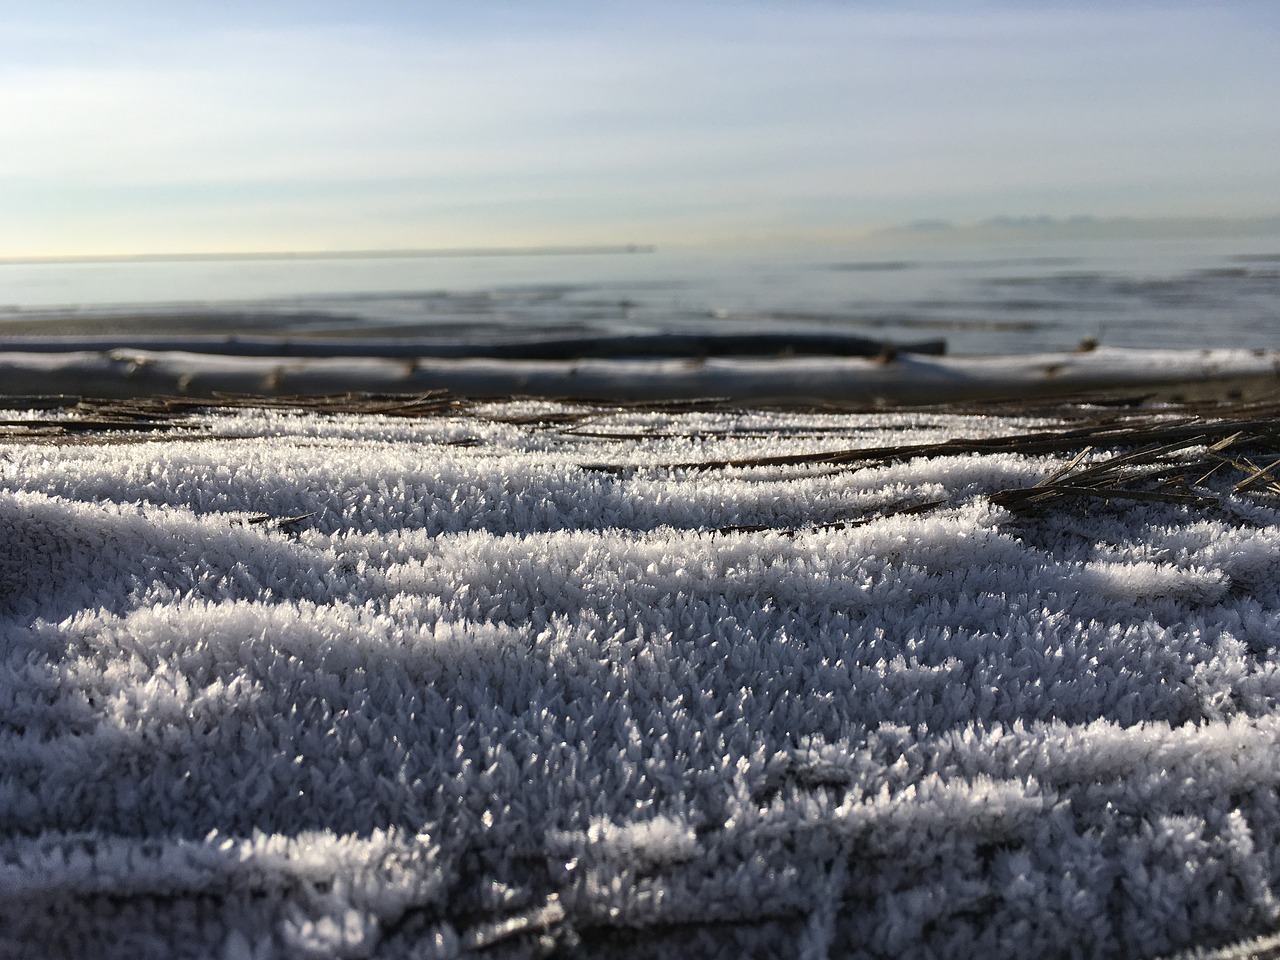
[0,344,1278,403]
[5,396,1280,958]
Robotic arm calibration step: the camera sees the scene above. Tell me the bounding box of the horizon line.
[0,243,657,267]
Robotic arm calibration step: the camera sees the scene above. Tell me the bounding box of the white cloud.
[0,2,1276,251]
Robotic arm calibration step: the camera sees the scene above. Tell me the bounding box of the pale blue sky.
[1,1,1277,255]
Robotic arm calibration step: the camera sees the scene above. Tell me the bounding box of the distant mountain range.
[876,214,1280,243]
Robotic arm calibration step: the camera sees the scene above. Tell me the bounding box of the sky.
[1,1,1277,256]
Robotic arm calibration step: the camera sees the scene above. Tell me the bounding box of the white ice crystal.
[2,402,1279,958]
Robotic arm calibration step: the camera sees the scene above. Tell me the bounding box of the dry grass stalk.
[2,392,1279,529]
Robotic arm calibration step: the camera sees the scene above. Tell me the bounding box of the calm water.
[1,235,1278,355]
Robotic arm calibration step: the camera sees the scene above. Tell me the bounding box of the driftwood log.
[0,332,946,361]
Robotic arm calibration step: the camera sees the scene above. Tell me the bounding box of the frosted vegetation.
[3,401,1280,958]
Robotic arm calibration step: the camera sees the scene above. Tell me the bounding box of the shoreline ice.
[0,344,1276,404]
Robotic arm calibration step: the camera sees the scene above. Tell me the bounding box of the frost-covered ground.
[4,400,1280,959]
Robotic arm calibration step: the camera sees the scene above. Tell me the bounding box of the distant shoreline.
[0,244,656,267]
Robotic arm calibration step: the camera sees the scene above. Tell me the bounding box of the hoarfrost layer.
[3,404,1280,959]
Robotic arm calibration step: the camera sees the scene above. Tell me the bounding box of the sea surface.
[1,234,1278,356]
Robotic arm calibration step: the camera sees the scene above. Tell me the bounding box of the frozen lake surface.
[2,234,1278,356]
